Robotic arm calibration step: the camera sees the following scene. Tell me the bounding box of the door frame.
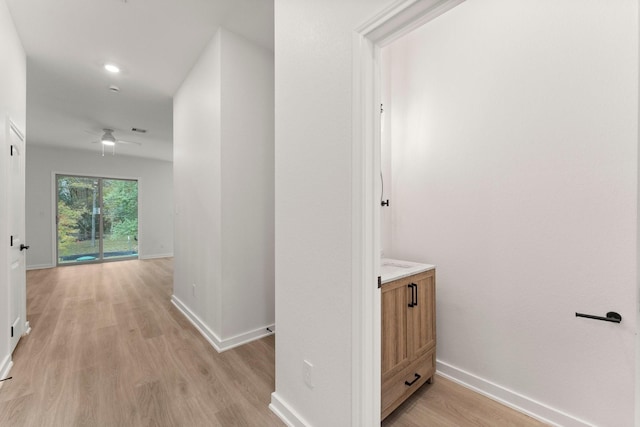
[350,0,465,424]
[52,171,141,266]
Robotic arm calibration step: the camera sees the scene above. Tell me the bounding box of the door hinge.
[380,103,384,114]
[10,145,13,156]
[10,235,13,247]
[378,276,382,288]
[10,327,13,338]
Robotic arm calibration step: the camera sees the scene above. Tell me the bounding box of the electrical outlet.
[192,283,196,297]
[303,360,314,389]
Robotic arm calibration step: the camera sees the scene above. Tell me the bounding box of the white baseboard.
[266,359,596,427]
[139,253,173,260]
[0,354,13,390]
[171,295,274,353]
[436,360,596,427]
[26,263,55,271]
[269,392,312,427]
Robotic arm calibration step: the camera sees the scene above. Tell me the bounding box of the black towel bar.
[575,311,621,323]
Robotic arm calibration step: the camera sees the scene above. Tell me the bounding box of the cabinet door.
[381,282,411,376]
[407,272,435,357]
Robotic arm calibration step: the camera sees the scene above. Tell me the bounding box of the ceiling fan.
[91,129,142,156]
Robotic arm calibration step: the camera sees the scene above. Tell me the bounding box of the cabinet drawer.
[381,349,436,419]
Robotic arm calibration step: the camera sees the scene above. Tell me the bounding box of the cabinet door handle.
[413,283,418,307]
[405,373,421,386]
[407,284,414,307]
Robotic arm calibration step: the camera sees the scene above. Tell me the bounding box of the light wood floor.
[382,375,547,427]
[0,258,548,426]
[1,259,281,426]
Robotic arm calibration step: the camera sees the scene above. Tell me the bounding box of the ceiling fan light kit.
[94,128,142,156]
[100,129,117,145]
[101,129,116,156]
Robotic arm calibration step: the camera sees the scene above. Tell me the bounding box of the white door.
[8,122,26,353]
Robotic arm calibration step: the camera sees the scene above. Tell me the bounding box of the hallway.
[0,259,281,426]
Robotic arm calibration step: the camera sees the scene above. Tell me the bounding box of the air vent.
[131,128,147,133]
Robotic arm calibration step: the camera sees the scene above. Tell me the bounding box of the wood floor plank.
[0,258,549,426]
[135,380,179,427]
[0,392,37,427]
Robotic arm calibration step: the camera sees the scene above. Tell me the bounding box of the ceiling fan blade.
[116,139,142,146]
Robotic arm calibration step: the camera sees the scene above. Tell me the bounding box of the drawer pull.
[407,284,415,307]
[404,373,421,386]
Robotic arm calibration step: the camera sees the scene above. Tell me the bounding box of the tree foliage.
[103,179,138,240]
[57,200,84,254]
[58,176,96,241]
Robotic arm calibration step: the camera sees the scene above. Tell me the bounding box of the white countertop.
[380,258,435,285]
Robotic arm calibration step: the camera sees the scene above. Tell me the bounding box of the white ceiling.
[6,0,274,162]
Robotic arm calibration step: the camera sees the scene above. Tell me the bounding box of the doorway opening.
[56,174,139,265]
[351,1,465,424]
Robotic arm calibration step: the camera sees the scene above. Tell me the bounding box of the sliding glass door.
[102,178,138,260]
[56,175,138,264]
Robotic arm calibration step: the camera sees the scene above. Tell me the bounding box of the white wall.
[173,28,274,350]
[0,0,26,380]
[636,5,640,421]
[25,146,173,268]
[220,30,275,340]
[173,29,223,335]
[383,1,638,426]
[271,1,389,425]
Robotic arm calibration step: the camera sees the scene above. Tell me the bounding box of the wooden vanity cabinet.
[381,269,436,420]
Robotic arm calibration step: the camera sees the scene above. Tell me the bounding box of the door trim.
[9,120,24,143]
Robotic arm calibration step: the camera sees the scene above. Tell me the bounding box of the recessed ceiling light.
[104,63,120,73]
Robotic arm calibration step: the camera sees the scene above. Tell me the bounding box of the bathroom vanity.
[380,259,436,420]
